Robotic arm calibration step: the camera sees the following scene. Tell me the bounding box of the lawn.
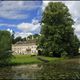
[11,55,41,65]
[11,55,62,65]
[10,54,80,65]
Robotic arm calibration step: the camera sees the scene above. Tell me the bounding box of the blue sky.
[0,1,42,37]
[0,1,80,39]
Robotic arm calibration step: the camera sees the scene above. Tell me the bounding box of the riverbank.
[1,55,80,66]
[0,55,80,79]
[10,55,65,65]
[11,55,41,65]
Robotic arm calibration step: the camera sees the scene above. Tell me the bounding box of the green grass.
[9,54,79,66]
[11,55,41,65]
[10,55,64,65]
[38,56,65,61]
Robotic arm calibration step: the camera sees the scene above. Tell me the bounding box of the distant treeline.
[12,33,40,44]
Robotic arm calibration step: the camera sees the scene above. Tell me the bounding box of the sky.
[0,1,80,39]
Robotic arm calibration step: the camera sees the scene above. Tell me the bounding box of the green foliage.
[14,36,22,42]
[27,35,33,39]
[11,31,15,44]
[12,36,23,44]
[27,34,40,40]
[11,55,41,65]
[0,30,12,65]
[38,2,79,57]
[22,37,26,41]
[12,33,40,44]
[11,31,26,44]
[11,55,58,65]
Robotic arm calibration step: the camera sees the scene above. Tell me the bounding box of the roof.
[12,39,37,46]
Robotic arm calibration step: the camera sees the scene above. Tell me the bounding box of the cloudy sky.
[0,1,80,39]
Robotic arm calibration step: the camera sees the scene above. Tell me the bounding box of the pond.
[0,58,80,79]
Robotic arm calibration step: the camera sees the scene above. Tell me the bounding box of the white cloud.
[7,28,13,34]
[0,23,16,27]
[0,18,41,34]
[15,32,33,38]
[17,23,33,32]
[7,28,33,38]
[17,19,41,33]
[0,1,42,19]
[63,1,80,40]
[73,24,80,33]
[42,1,49,11]
[63,1,80,22]
[42,1,59,11]
[72,24,80,39]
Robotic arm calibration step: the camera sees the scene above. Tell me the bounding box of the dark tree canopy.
[38,2,79,57]
[0,30,12,65]
[27,34,40,40]
[12,33,40,44]
[27,35,33,39]
[12,36,25,44]
[15,36,22,42]
[11,31,15,44]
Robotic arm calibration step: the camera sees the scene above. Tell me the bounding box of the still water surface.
[0,59,80,79]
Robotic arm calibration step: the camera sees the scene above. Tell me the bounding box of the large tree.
[38,2,79,57]
[0,30,12,65]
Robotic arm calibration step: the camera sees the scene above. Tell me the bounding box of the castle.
[12,39,38,55]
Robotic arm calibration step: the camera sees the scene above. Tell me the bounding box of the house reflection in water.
[12,39,38,55]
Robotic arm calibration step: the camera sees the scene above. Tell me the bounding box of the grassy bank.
[7,54,80,66]
[11,55,41,65]
[10,55,64,65]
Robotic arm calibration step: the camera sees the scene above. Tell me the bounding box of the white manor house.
[12,39,38,55]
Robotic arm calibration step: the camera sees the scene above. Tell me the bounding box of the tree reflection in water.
[0,66,15,79]
[36,59,80,79]
[0,59,80,79]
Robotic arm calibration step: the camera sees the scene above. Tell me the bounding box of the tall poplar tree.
[38,2,79,57]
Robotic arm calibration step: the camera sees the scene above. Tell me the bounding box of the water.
[0,58,80,79]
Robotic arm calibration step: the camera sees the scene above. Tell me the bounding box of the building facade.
[12,40,38,55]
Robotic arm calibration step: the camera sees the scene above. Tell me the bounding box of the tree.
[33,34,39,39]
[0,30,12,65]
[22,37,26,41]
[27,34,40,40]
[14,36,22,43]
[38,2,79,57]
[11,31,15,44]
[27,35,33,39]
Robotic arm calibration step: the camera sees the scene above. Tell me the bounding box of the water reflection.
[0,66,15,79]
[0,59,80,79]
[36,59,80,79]
[0,64,42,79]
[11,64,42,79]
